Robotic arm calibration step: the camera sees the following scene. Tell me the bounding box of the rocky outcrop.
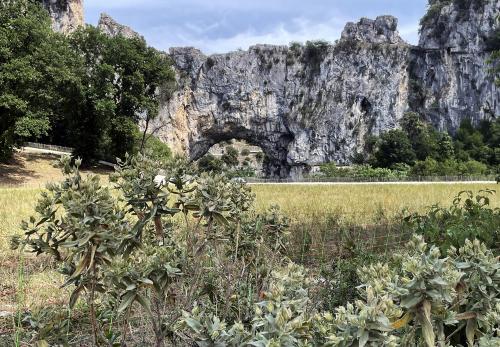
[152,2,500,177]
[410,0,500,131]
[40,0,83,33]
[157,16,411,177]
[98,13,143,40]
[341,16,404,44]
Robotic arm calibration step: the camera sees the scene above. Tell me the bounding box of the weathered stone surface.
[98,13,143,40]
[341,16,404,44]
[157,16,411,177]
[40,0,83,34]
[411,0,500,131]
[155,2,499,177]
[419,0,499,51]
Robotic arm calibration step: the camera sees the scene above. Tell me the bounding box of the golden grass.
[252,183,499,225]
[0,150,110,188]
[0,187,68,313]
[0,151,110,315]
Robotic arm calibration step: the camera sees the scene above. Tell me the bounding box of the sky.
[85,0,429,54]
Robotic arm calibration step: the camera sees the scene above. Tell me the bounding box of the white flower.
[154,175,166,187]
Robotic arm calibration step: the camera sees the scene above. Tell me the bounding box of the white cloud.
[149,16,349,54]
[85,0,427,53]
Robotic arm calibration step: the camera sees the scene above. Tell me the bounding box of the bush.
[197,153,224,173]
[319,163,409,180]
[319,249,382,311]
[11,155,500,346]
[13,154,290,346]
[404,190,499,252]
[133,128,171,162]
[222,145,239,167]
[184,236,500,346]
[372,130,416,169]
[410,157,440,176]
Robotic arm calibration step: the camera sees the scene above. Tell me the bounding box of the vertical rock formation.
[40,0,84,33]
[155,1,499,177]
[157,16,412,177]
[410,0,500,130]
[98,13,143,40]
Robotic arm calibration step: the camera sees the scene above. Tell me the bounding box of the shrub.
[13,154,292,346]
[184,236,500,346]
[404,189,499,252]
[319,163,409,180]
[372,130,416,168]
[198,153,224,173]
[222,145,239,167]
[319,249,382,311]
[410,157,439,176]
[134,130,171,162]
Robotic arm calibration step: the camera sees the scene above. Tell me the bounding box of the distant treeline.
[0,0,174,163]
[320,113,500,179]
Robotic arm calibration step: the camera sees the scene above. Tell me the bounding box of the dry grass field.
[251,183,499,225]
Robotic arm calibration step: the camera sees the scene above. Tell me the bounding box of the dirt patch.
[0,151,112,187]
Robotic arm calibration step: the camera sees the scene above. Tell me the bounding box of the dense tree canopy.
[372,129,416,168]
[366,114,500,177]
[0,0,174,163]
[0,0,81,161]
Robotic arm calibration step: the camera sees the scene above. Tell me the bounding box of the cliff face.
[158,16,412,177]
[150,1,499,177]
[40,0,84,33]
[410,0,500,131]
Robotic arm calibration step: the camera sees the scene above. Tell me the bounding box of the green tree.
[66,27,174,161]
[436,132,455,161]
[372,129,416,168]
[222,145,239,167]
[0,0,81,161]
[198,153,224,173]
[454,119,492,164]
[410,157,439,177]
[400,112,438,160]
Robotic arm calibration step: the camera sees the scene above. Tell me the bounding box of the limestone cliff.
[98,13,143,40]
[157,16,411,177]
[40,0,84,33]
[410,0,500,130]
[155,1,499,177]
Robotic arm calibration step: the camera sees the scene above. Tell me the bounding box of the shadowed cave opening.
[189,131,294,178]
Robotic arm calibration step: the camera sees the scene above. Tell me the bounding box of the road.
[249,181,497,185]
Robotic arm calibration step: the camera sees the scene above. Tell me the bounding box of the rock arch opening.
[191,130,294,178]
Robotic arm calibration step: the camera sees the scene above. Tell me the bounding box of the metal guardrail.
[24,142,73,153]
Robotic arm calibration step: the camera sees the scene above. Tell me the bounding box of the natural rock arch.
[156,16,412,178]
[154,5,500,178]
[189,122,295,178]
